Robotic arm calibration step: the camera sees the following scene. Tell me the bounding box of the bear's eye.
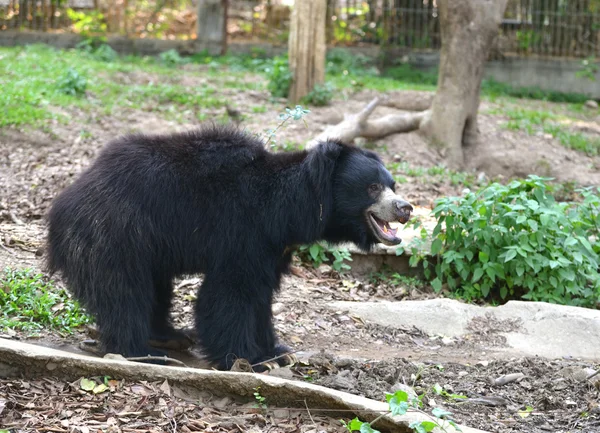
[368,184,381,194]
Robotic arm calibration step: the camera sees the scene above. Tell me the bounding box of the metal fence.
[1,0,599,58]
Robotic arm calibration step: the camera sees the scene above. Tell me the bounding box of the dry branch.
[380,91,434,112]
[306,97,429,149]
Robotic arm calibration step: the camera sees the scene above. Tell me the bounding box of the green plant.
[93,44,118,62]
[159,49,185,67]
[342,390,461,433]
[498,107,600,156]
[265,55,292,98]
[410,176,600,306]
[0,268,90,334]
[262,105,310,148]
[302,82,335,106]
[576,56,598,81]
[66,8,107,37]
[57,67,87,96]
[253,387,267,409]
[297,242,353,272]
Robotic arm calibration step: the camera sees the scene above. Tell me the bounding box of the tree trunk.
[419,0,508,169]
[288,0,326,104]
[197,0,227,55]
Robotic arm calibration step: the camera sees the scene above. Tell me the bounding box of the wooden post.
[288,0,326,104]
[197,0,227,55]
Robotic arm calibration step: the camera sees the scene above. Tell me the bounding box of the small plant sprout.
[253,386,267,409]
[342,389,462,433]
[263,105,310,148]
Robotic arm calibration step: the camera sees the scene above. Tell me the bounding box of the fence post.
[196,0,227,55]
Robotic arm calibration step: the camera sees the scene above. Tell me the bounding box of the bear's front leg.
[195,267,282,370]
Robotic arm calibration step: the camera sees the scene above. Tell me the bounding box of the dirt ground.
[1,70,600,432]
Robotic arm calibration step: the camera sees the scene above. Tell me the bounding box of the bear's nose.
[394,199,413,224]
[394,200,413,212]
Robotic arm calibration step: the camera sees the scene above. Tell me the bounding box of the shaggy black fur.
[46,125,396,369]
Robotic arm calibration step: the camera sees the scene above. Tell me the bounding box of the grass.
[1,43,597,159]
[0,268,90,335]
[0,44,238,127]
[493,106,600,156]
[387,161,478,189]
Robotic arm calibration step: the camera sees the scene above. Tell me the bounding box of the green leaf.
[93,383,108,394]
[500,286,508,299]
[432,407,454,418]
[516,215,527,224]
[431,238,443,255]
[346,418,364,431]
[409,421,438,433]
[386,390,409,403]
[478,251,489,263]
[360,423,380,433]
[527,219,538,231]
[80,378,96,391]
[431,278,442,293]
[486,267,496,283]
[309,244,320,261]
[504,249,518,263]
[472,267,484,283]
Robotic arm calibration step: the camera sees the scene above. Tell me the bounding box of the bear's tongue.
[375,216,398,238]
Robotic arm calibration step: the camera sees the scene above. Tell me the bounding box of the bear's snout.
[394,199,413,224]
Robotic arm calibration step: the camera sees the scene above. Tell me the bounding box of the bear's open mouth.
[368,213,401,245]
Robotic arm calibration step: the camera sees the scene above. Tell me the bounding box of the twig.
[586,369,600,381]
[303,399,316,426]
[250,350,299,368]
[0,243,15,255]
[126,355,187,367]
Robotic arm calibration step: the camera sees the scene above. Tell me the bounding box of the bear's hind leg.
[91,270,161,359]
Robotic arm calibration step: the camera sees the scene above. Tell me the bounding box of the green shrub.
[297,242,353,272]
[414,176,600,307]
[265,56,292,98]
[57,67,87,96]
[0,268,90,333]
[93,44,118,62]
[302,82,334,106]
[159,49,185,67]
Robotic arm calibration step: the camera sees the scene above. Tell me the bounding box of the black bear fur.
[46,124,406,370]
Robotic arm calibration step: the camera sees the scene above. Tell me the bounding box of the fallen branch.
[0,337,488,433]
[306,97,429,149]
[380,91,434,112]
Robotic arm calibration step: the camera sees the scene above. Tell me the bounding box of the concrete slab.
[329,298,600,361]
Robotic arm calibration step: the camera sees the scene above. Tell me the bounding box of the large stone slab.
[329,298,600,361]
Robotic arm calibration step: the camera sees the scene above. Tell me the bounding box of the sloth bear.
[46,125,412,371]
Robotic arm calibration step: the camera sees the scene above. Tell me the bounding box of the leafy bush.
[297,242,353,272]
[302,82,335,106]
[265,56,292,98]
[326,48,376,76]
[0,268,90,333]
[93,44,118,62]
[57,67,87,96]
[159,49,186,67]
[411,176,600,307]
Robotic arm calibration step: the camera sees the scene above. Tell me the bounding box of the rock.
[558,366,596,382]
[213,396,232,408]
[268,367,296,380]
[272,302,285,315]
[584,100,598,110]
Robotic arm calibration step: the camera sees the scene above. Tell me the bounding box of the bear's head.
[308,140,413,251]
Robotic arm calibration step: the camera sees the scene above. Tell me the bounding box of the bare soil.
[1,69,600,432]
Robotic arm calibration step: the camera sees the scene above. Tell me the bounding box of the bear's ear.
[304,140,344,189]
